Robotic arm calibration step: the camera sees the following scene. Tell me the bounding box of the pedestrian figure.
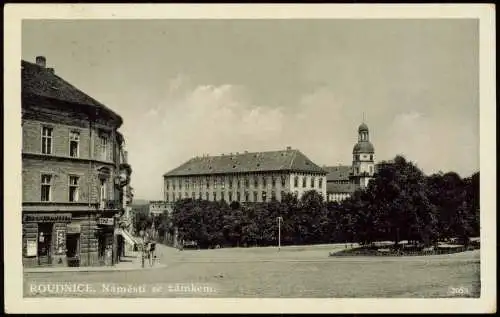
[149,242,156,266]
[143,241,151,268]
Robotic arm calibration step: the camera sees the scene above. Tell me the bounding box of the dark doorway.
[37,223,53,266]
[98,231,106,265]
[66,233,80,267]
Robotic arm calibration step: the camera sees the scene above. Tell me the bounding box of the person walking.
[149,242,156,266]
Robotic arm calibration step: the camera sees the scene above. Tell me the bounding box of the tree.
[426,171,476,242]
[345,155,439,246]
[132,206,152,234]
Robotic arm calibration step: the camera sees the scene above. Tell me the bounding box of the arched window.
[294,176,299,187]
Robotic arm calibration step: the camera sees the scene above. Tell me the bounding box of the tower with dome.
[324,122,377,202]
[351,122,375,188]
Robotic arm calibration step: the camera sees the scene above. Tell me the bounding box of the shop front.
[96,216,115,266]
[22,213,72,268]
[66,223,81,267]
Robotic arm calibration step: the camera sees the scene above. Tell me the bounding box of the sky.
[22,19,479,200]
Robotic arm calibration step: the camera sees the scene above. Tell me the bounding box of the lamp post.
[139,230,145,268]
[277,216,283,252]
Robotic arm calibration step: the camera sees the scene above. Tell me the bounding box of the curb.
[24,264,168,273]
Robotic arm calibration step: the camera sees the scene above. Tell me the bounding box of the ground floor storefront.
[22,210,134,268]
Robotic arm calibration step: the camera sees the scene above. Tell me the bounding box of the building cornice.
[163,169,327,178]
[22,151,116,167]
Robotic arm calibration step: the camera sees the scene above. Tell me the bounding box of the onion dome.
[358,122,369,133]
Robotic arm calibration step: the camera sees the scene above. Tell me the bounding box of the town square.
[4,4,496,314]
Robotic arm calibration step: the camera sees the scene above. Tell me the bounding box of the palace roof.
[164,148,327,177]
[324,165,352,181]
[326,182,358,194]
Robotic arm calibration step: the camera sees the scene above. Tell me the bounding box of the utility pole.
[277,216,283,252]
[140,230,145,268]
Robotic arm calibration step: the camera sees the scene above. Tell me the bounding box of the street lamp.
[277,216,283,252]
[139,229,145,268]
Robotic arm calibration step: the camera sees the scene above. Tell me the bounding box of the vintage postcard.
[4,3,496,314]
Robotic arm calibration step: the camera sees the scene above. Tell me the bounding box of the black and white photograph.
[4,3,496,314]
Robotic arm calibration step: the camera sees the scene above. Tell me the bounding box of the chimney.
[36,56,46,68]
[286,146,292,150]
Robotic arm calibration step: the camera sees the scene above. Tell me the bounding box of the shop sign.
[67,224,81,234]
[56,229,65,254]
[23,213,72,223]
[26,239,37,257]
[97,218,114,226]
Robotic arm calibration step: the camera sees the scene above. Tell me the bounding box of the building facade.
[149,200,172,217]
[325,122,376,202]
[22,56,132,267]
[163,147,327,203]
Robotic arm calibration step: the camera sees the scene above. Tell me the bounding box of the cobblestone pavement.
[24,250,166,273]
[23,244,480,298]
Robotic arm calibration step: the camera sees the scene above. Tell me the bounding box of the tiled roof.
[327,182,358,194]
[164,149,327,177]
[21,60,122,125]
[324,165,352,181]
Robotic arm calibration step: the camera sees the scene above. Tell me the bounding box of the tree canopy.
[162,155,479,249]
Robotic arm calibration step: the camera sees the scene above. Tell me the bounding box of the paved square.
[23,244,480,298]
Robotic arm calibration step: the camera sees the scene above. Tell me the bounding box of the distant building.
[324,165,358,202]
[163,147,327,203]
[324,122,376,202]
[149,200,172,217]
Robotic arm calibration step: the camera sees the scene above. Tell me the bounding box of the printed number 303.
[449,287,469,295]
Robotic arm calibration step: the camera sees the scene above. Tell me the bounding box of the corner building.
[22,56,132,267]
[163,147,327,203]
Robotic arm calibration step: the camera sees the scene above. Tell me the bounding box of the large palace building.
[163,147,327,203]
[324,122,376,202]
[22,56,133,268]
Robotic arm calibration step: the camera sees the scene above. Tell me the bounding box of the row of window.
[40,126,110,160]
[331,180,350,185]
[165,190,315,203]
[40,174,108,202]
[166,175,325,191]
[166,176,288,191]
[293,176,323,189]
[353,166,374,174]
